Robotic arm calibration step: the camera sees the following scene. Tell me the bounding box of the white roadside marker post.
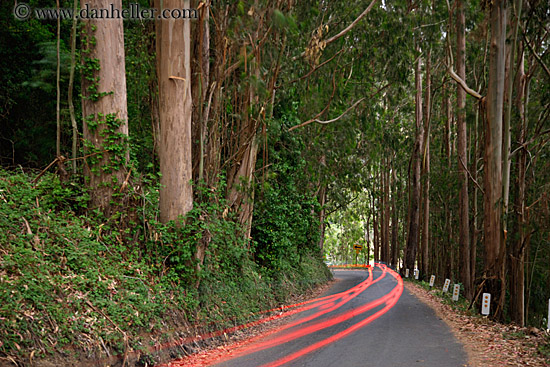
[547,298,549,331]
[443,279,450,293]
[482,293,491,316]
[406,269,409,278]
[452,284,460,301]
[429,275,435,287]
[414,269,419,280]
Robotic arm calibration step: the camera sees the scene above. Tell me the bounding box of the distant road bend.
[172,264,469,367]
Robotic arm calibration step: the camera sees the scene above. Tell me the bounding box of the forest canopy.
[1,0,549,364]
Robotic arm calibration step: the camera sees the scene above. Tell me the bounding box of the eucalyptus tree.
[483,0,507,317]
[80,0,129,215]
[154,0,193,223]
[456,0,473,300]
[404,46,424,275]
[509,0,550,326]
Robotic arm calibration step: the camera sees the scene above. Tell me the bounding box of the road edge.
[405,281,550,367]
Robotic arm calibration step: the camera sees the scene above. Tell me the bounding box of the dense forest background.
[1,0,549,364]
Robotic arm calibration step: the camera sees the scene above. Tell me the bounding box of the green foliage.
[22,41,71,92]
[0,168,330,363]
[83,112,128,177]
[0,170,171,357]
[252,110,325,279]
[124,19,157,175]
[0,2,64,166]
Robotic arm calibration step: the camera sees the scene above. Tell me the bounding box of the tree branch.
[324,0,378,46]
[447,67,483,100]
[522,30,550,80]
[444,0,482,100]
[288,97,364,131]
[287,48,344,85]
[459,154,484,194]
[288,72,337,131]
[288,82,390,132]
[445,42,483,99]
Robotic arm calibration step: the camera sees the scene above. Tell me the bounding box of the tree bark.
[381,157,390,263]
[444,85,452,168]
[56,0,61,158]
[372,190,379,263]
[390,168,399,268]
[192,0,210,183]
[471,95,480,293]
[502,0,522,223]
[366,209,371,264]
[227,0,263,239]
[421,49,431,279]
[483,0,507,319]
[155,0,193,223]
[68,0,78,173]
[510,41,526,326]
[405,48,424,273]
[456,0,472,300]
[318,184,327,250]
[81,0,129,215]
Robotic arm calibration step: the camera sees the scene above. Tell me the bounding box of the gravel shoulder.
[405,281,550,367]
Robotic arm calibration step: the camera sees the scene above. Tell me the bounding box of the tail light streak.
[159,264,403,367]
[263,264,403,367]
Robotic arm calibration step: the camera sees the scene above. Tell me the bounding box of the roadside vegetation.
[0,169,330,365]
[1,0,550,365]
[405,279,550,367]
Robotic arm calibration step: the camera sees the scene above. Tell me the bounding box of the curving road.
[212,264,469,367]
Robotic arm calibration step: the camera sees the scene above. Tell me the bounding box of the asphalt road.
[213,265,469,367]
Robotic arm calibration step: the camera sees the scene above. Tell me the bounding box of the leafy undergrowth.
[405,280,550,367]
[0,169,331,366]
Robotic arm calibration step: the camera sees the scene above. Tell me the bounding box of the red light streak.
[262,265,403,367]
[159,263,402,367]
[216,267,386,359]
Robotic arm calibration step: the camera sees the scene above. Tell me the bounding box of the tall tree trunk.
[502,0,522,227]
[510,41,526,326]
[502,4,523,312]
[228,136,259,239]
[444,85,452,168]
[318,184,327,250]
[504,0,524,326]
[391,168,399,268]
[421,49,431,279]
[155,0,193,222]
[483,0,507,319]
[56,0,61,158]
[379,164,385,262]
[146,4,160,161]
[456,0,472,300]
[81,0,129,215]
[381,157,390,263]
[471,97,480,291]
[405,48,424,273]
[385,161,391,264]
[68,0,78,173]
[366,210,371,264]
[373,190,379,263]
[190,0,212,283]
[192,0,210,183]
[227,1,263,239]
